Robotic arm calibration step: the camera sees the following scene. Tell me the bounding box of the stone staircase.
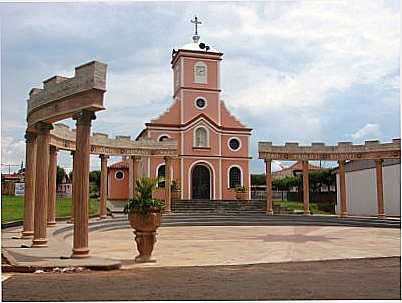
[171,199,289,214]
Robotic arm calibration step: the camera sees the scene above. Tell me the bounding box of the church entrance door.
[191,164,211,199]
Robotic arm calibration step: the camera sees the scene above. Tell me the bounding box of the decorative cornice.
[258,140,401,161]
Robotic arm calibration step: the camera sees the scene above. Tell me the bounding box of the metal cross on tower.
[191,16,202,36]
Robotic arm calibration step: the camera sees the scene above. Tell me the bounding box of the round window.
[115,171,124,180]
[195,97,207,109]
[229,138,240,151]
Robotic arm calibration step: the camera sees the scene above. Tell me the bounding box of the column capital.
[25,131,37,143]
[73,110,96,126]
[338,159,346,165]
[35,122,53,134]
[164,156,172,162]
[49,145,58,154]
[99,154,110,160]
[264,158,272,164]
[375,159,384,165]
[131,155,142,161]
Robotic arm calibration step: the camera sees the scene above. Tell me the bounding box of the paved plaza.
[2,214,400,270]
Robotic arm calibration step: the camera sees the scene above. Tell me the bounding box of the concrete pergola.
[22,61,177,258]
[258,140,401,218]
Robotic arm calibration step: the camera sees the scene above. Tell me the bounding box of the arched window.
[229,166,242,189]
[157,165,165,188]
[194,126,208,147]
[194,61,207,84]
[158,135,169,142]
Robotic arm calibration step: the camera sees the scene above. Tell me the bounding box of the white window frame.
[157,133,171,142]
[115,170,125,181]
[194,61,208,84]
[227,165,243,189]
[227,137,242,152]
[194,96,208,110]
[193,125,209,148]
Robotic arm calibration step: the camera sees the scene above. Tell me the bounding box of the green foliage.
[309,170,336,192]
[1,196,99,223]
[56,166,66,186]
[171,180,181,192]
[124,177,165,215]
[272,176,301,191]
[235,185,248,193]
[251,174,266,186]
[89,170,101,187]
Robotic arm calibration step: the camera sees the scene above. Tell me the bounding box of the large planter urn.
[235,192,249,201]
[128,212,161,263]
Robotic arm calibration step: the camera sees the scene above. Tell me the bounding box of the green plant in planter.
[170,180,181,192]
[123,177,165,215]
[235,185,248,193]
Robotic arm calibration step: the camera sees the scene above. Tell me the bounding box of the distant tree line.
[251,170,336,192]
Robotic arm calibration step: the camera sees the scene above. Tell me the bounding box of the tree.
[89,170,101,192]
[251,174,266,186]
[56,166,66,186]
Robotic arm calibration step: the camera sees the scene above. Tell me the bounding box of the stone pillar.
[302,160,310,215]
[22,131,37,238]
[99,154,109,219]
[68,151,76,224]
[130,156,141,198]
[375,159,385,218]
[164,156,172,213]
[128,157,134,200]
[47,146,58,227]
[338,160,348,217]
[32,122,53,247]
[71,111,95,258]
[265,159,273,215]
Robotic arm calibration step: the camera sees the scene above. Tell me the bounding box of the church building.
[108,18,252,200]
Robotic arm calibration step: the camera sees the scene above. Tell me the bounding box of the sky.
[1,1,400,174]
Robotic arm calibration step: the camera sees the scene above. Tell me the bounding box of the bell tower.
[171,16,223,124]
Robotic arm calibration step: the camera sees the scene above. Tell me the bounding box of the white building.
[335,159,400,217]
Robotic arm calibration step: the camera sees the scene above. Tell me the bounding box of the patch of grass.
[273,199,332,215]
[1,195,99,223]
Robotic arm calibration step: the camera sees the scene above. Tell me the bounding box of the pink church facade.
[135,36,252,200]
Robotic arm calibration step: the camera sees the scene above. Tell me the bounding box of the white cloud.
[350,123,382,142]
[1,136,25,172]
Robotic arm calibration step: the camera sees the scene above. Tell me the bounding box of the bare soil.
[2,257,400,301]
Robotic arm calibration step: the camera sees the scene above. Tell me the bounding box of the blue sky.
[1,1,400,173]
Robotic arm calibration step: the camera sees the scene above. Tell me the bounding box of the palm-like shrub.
[123,177,165,215]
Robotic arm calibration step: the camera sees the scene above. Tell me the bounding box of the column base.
[71,247,90,258]
[21,230,34,238]
[31,238,48,247]
[98,215,107,220]
[378,214,386,219]
[266,210,274,215]
[47,221,57,227]
[304,211,311,215]
[67,219,74,224]
[340,212,348,218]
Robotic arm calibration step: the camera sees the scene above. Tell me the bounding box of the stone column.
[47,146,58,227]
[130,156,141,198]
[99,154,109,219]
[128,157,134,200]
[68,151,76,224]
[164,156,172,213]
[338,160,348,217]
[302,160,310,215]
[71,111,95,258]
[375,159,385,218]
[32,122,52,247]
[22,131,37,238]
[265,159,273,215]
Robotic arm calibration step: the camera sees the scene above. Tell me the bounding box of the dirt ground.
[2,257,401,301]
